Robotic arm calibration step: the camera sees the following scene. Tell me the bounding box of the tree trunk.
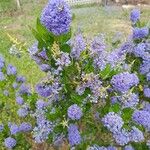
[16,0,21,9]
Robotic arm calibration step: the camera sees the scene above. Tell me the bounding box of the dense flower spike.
[68,124,81,146]
[40,0,72,35]
[111,72,139,93]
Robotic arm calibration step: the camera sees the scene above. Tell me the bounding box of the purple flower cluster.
[111,72,139,93]
[68,124,81,146]
[144,87,150,98]
[36,77,61,99]
[4,137,16,149]
[140,59,150,81]
[102,112,124,133]
[17,104,29,117]
[70,33,86,59]
[20,122,32,132]
[90,34,107,70]
[113,126,144,146]
[33,109,54,143]
[132,110,150,131]
[10,124,20,135]
[115,92,139,108]
[76,73,106,103]
[7,64,17,75]
[36,99,48,109]
[130,9,140,24]
[67,104,82,120]
[40,0,72,35]
[16,96,24,105]
[56,52,71,71]
[133,27,149,39]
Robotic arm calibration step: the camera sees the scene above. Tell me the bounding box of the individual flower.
[130,9,140,24]
[102,112,124,133]
[7,64,17,75]
[144,87,150,98]
[20,122,32,132]
[4,137,16,149]
[111,72,139,93]
[10,124,20,135]
[67,104,83,120]
[40,0,72,35]
[68,124,81,146]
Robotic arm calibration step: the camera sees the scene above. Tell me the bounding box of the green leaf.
[132,142,149,150]
[57,29,72,44]
[99,64,111,79]
[29,26,46,49]
[109,103,120,113]
[99,64,120,80]
[60,44,71,53]
[36,18,54,46]
[122,108,134,122]
[83,58,94,73]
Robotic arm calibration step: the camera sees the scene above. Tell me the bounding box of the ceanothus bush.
[0,0,150,149]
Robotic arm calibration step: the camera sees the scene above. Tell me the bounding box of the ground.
[0,0,150,86]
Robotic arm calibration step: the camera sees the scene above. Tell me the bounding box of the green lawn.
[0,0,150,86]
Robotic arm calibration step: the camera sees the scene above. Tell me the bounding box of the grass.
[0,0,150,86]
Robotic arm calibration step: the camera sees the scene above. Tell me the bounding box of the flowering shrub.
[0,0,150,149]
